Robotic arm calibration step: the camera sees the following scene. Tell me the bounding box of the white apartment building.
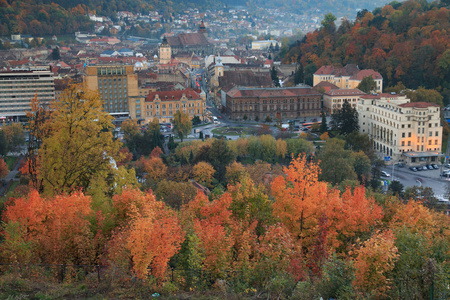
[0,66,55,122]
[358,93,442,166]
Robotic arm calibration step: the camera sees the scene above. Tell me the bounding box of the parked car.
[410,167,417,172]
[432,164,439,169]
[444,163,450,168]
[416,166,423,171]
[381,171,391,177]
[426,164,434,170]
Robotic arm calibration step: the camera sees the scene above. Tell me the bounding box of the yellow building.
[158,37,172,65]
[83,65,139,118]
[314,64,383,93]
[323,88,366,114]
[142,89,206,124]
[357,93,442,165]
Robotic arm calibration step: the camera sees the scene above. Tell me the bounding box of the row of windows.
[146,109,200,117]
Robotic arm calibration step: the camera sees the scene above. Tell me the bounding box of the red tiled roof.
[167,33,209,47]
[325,89,366,96]
[352,69,382,80]
[398,102,439,108]
[227,86,321,98]
[146,88,200,102]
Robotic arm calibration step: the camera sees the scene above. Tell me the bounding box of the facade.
[226,86,322,121]
[314,64,383,93]
[0,66,55,121]
[158,37,172,65]
[143,88,206,124]
[166,23,214,55]
[357,93,442,165]
[83,65,139,119]
[323,88,366,114]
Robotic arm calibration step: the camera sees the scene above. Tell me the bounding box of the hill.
[0,0,391,37]
[280,0,450,103]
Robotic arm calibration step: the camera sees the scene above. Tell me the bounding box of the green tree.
[38,84,122,195]
[317,138,357,185]
[271,66,280,87]
[2,122,25,153]
[405,87,444,107]
[207,138,236,183]
[357,76,377,93]
[331,100,359,135]
[173,110,192,142]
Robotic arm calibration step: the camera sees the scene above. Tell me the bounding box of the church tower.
[159,36,171,64]
[198,20,207,38]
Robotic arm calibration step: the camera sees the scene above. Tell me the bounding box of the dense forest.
[281,0,450,103]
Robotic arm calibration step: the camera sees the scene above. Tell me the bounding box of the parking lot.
[382,164,450,196]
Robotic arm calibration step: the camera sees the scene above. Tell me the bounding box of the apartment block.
[0,66,55,121]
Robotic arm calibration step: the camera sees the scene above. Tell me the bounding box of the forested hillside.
[282,0,450,102]
[0,0,391,36]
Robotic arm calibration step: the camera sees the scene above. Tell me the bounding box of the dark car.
[410,167,417,172]
[441,172,450,178]
[426,164,434,170]
[432,164,439,169]
[416,166,423,171]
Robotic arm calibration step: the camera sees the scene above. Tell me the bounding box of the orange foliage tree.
[108,188,184,280]
[1,190,97,265]
[0,157,8,178]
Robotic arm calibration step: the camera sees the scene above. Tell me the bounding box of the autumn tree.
[1,122,25,153]
[1,190,97,265]
[225,161,248,185]
[109,189,184,280]
[37,84,122,195]
[192,161,215,187]
[353,230,399,299]
[173,110,192,142]
[0,157,9,178]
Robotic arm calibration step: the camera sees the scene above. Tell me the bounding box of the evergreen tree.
[294,63,304,85]
[271,66,280,87]
[51,47,60,60]
[331,100,359,135]
[320,112,328,133]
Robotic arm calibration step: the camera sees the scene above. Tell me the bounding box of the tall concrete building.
[357,93,442,165]
[0,66,55,122]
[84,65,139,119]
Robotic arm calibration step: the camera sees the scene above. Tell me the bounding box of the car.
[409,167,417,172]
[444,163,450,168]
[441,172,450,178]
[426,164,434,170]
[396,163,405,168]
[416,166,423,171]
[432,164,439,169]
[381,171,391,177]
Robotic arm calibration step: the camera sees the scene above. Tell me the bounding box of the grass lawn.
[5,156,18,170]
[211,126,258,136]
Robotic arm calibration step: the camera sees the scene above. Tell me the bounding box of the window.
[402,133,405,138]
[408,132,411,137]
[408,141,411,146]
[401,141,405,146]
[436,131,439,136]
[435,140,438,145]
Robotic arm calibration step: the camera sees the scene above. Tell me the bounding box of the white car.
[381,171,391,177]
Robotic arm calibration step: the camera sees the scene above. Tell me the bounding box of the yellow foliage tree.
[38,84,122,195]
[192,161,215,187]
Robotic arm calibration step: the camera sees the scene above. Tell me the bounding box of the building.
[166,23,214,55]
[225,86,322,121]
[143,88,206,124]
[0,66,55,121]
[314,64,383,93]
[158,37,172,65]
[251,40,281,51]
[83,65,139,119]
[323,88,366,114]
[357,93,442,165]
